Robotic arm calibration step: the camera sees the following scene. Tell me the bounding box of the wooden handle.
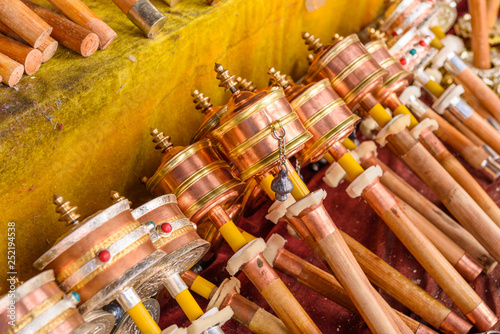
[442,109,487,146]
[22,1,99,57]
[363,156,497,273]
[260,278,321,334]
[461,84,496,119]
[248,307,291,334]
[112,0,139,14]
[389,129,500,271]
[0,0,52,49]
[422,108,490,171]
[468,0,491,69]
[45,0,116,50]
[0,34,41,75]
[317,229,402,334]
[487,0,500,28]
[0,51,23,86]
[397,198,483,282]
[38,36,58,62]
[463,111,500,157]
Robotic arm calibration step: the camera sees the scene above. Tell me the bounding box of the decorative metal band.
[364,40,386,54]
[14,271,55,303]
[132,194,178,220]
[5,292,64,334]
[146,140,212,193]
[299,114,360,164]
[212,89,285,139]
[239,131,312,181]
[290,79,331,110]
[381,0,413,30]
[57,222,142,283]
[309,34,360,80]
[378,57,398,69]
[35,201,130,271]
[191,106,228,144]
[343,68,386,105]
[331,53,373,88]
[384,70,410,88]
[184,178,242,218]
[36,308,78,334]
[227,112,298,159]
[302,98,346,130]
[154,225,196,249]
[174,160,229,198]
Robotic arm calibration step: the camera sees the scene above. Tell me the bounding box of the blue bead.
[72,291,81,302]
[409,49,417,55]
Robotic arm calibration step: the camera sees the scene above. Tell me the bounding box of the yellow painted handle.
[219,220,248,252]
[368,103,392,127]
[430,26,446,39]
[191,276,217,300]
[259,174,276,199]
[424,80,445,98]
[175,289,204,322]
[342,138,357,150]
[338,152,365,180]
[324,153,335,164]
[289,171,310,200]
[127,302,161,334]
[241,230,257,243]
[393,105,419,129]
[430,37,444,50]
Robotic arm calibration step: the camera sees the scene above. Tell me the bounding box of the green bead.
[409,49,417,55]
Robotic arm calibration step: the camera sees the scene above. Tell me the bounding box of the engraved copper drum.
[365,40,414,103]
[34,201,158,304]
[0,271,84,334]
[381,0,433,37]
[284,79,360,165]
[211,88,312,181]
[303,34,387,111]
[145,139,246,224]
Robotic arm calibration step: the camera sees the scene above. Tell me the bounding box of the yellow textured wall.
[0,0,383,293]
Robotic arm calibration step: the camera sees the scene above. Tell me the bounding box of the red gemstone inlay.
[161,223,172,233]
[400,58,407,65]
[392,31,398,36]
[98,250,111,263]
[419,40,426,46]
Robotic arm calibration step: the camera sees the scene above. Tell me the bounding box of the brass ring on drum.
[302,98,346,130]
[290,79,331,110]
[174,160,230,198]
[331,53,373,88]
[343,68,386,105]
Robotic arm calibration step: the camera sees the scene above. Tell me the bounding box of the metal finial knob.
[214,63,239,94]
[307,54,314,65]
[302,32,323,53]
[270,168,294,202]
[268,67,290,88]
[331,33,344,45]
[366,27,386,41]
[150,128,173,153]
[236,76,257,92]
[191,90,213,114]
[110,190,132,208]
[53,195,80,226]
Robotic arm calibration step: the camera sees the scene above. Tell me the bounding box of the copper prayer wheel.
[380,0,434,37]
[365,40,414,104]
[33,197,168,317]
[303,34,387,111]
[211,64,312,182]
[0,271,95,334]
[269,70,359,165]
[145,133,246,225]
[386,28,436,72]
[190,90,228,144]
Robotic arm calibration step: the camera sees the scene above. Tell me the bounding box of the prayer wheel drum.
[380,0,433,36]
[0,271,93,334]
[145,139,246,224]
[285,79,360,165]
[365,40,414,103]
[211,88,312,181]
[33,200,168,316]
[303,34,387,111]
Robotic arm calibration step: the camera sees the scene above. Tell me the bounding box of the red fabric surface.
[157,142,500,333]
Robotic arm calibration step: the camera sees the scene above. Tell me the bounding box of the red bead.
[400,58,407,65]
[161,223,172,233]
[98,250,111,263]
[392,31,398,36]
[419,40,426,46]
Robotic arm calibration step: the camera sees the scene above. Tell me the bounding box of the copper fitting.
[303,34,386,111]
[219,289,259,328]
[454,253,483,283]
[211,63,311,181]
[466,301,499,331]
[439,311,476,334]
[288,200,337,241]
[145,133,246,224]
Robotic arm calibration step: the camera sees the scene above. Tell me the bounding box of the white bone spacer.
[226,238,267,276]
[359,117,380,139]
[187,307,233,334]
[410,118,439,139]
[207,277,241,310]
[354,141,378,160]
[161,325,188,334]
[263,234,287,267]
[286,189,327,218]
[265,195,297,224]
[399,85,421,105]
[375,114,412,146]
[322,151,360,188]
[345,166,383,198]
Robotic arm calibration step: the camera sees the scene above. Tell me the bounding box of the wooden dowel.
[397,198,483,282]
[461,84,495,119]
[0,51,24,86]
[487,0,500,28]
[361,155,498,273]
[469,0,491,69]
[44,0,116,50]
[461,111,500,160]
[442,109,487,147]
[22,1,99,57]
[0,34,41,75]
[37,36,58,62]
[0,20,23,42]
[0,0,52,49]
[388,129,500,273]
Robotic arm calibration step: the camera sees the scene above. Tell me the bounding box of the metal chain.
[272,126,287,172]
